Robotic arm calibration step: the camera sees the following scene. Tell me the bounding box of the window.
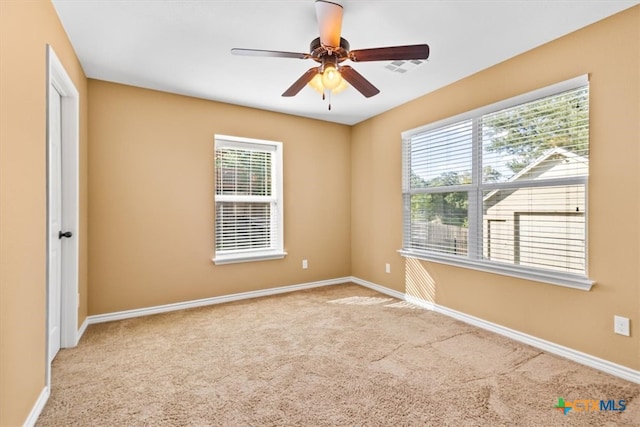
[401,76,592,290]
[213,135,285,264]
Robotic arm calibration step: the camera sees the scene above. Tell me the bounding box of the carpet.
[37,283,639,426]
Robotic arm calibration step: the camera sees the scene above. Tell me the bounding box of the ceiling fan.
[231,0,430,109]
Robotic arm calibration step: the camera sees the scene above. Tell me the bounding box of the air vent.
[385,59,424,73]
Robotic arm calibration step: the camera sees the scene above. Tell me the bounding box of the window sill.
[399,249,595,291]
[213,250,287,265]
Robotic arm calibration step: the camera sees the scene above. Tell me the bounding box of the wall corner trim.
[22,386,49,427]
[349,276,640,385]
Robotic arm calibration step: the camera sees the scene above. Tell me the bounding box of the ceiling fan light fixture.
[332,77,348,94]
[321,62,342,90]
[309,73,324,94]
[309,71,348,94]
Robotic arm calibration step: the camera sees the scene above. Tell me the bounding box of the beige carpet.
[38,284,639,426]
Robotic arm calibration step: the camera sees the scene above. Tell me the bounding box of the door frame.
[46,45,79,381]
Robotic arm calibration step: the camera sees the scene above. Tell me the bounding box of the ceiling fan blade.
[315,0,343,47]
[231,48,309,60]
[282,67,319,97]
[349,44,430,62]
[339,66,380,98]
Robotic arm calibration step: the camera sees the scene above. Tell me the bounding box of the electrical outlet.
[614,316,630,336]
[302,259,308,270]
[385,263,391,274]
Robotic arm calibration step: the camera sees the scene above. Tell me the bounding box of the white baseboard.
[404,294,640,384]
[22,386,49,427]
[80,275,639,385]
[86,277,351,325]
[348,277,640,384]
[76,316,89,343]
[349,276,405,300]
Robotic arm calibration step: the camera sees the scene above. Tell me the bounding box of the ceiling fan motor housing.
[310,37,350,65]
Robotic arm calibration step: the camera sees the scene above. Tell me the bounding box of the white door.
[48,85,63,362]
[46,45,80,386]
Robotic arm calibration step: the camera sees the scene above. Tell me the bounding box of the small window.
[213,135,285,264]
[401,76,593,290]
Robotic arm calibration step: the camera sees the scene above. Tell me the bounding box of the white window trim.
[398,249,594,291]
[212,134,286,265]
[400,75,594,291]
[214,249,286,265]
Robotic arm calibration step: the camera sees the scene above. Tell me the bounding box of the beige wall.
[2,1,638,425]
[352,6,640,369]
[87,80,352,314]
[0,0,89,425]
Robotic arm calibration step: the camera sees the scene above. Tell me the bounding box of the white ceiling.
[52,0,638,125]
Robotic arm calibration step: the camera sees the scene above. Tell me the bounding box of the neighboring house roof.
[483,146,588,205]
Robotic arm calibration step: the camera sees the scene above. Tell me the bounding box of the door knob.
[58,231,72,239]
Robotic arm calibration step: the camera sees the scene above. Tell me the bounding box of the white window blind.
[214,135,285,264]
[402,76,592,289]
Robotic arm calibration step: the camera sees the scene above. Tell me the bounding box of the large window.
[213,135,285,264]
[401,76,592,289]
